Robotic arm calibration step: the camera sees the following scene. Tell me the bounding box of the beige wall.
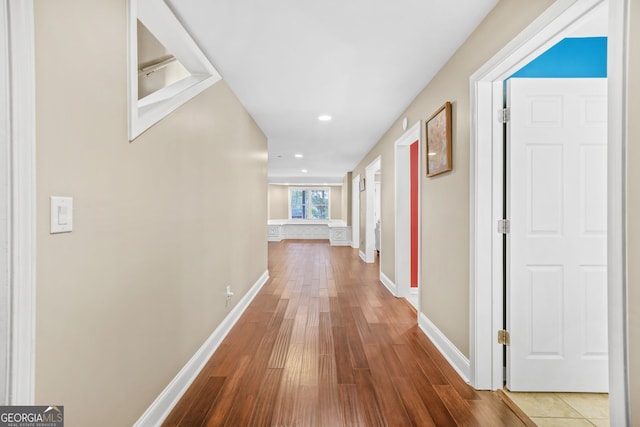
[331,186,342,220]
[268,185,289,219]
[628,1,639,422]
[267,185,343,220]
[342,172,352,223]
[350,0,554,357]
[34,1,268,426]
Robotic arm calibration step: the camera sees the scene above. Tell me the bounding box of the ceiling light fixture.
[301,169,308,173]
[294,153,304,158]
[318,115,332,121]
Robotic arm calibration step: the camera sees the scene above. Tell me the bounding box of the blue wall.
[510,37,607,78]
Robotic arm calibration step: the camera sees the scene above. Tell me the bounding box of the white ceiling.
[168,0,499,184]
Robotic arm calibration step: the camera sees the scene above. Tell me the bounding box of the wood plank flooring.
[163,240,528,427]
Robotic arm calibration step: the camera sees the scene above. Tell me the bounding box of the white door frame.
[469,0,629,424]
[0,0,36,405]
[364,156,381,264]
[0,0,9,404]
[394,121,421,309]
[351,174,360,249]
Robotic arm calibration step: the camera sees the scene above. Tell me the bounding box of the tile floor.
[504,390,610,427]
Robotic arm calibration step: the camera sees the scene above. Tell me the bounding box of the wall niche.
[128,0,221,140]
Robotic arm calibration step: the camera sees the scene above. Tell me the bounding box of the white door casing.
[0,0,36,404]
[507,78,608,392]
[374,181,381,226]
[352,174,360,249]
[0,0,10,403]
[364,156,381,264]
[394,121,421,309]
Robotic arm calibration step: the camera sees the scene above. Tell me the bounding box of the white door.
[507,78,608,392]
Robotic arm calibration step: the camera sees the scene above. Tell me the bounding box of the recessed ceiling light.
[301,169,308,173]
[294,153,304,158]
[318,115,332,121]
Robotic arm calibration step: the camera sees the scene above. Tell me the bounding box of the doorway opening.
[394,122,421,310]
[470,0,629,424]
[364,156,381,265]
[352,174,361,249]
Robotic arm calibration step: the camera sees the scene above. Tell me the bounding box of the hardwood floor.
[163,240,529,427]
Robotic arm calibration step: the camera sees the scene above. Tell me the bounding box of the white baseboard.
[359,250,366,262]
[407,288,419,310]
[418,312,470,383]
[133,270,270,427]
[379,271,398,297]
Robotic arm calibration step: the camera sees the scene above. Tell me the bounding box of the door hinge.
[497,219,510,234]
[498,329,509,345]
[498,329,510,346]
[498,107,510,123]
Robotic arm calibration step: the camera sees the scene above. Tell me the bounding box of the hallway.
[163,241,528,426]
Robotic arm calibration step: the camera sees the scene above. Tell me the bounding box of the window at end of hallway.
[289,188,330,220]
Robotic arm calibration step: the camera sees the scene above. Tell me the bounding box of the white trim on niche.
[127,0,221,140]
[3,0,36,405]
[133,270,270,427]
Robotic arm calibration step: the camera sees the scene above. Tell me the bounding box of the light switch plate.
[50,196,73,234]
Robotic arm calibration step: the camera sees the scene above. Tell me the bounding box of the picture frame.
[425,101,452,177]
[359,178,366,192]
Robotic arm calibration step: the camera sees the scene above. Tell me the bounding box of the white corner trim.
[379,271,398,297]
[6,0,36,405]
[133,270,270,427]
[359,250,366,262]
[418,312,470,383]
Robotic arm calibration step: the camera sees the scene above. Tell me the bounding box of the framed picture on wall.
[425,101,452,177]
[359,178,366,192]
